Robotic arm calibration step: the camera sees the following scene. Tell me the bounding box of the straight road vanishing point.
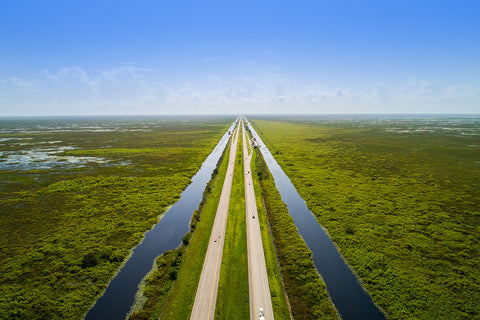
[190,117,274,320]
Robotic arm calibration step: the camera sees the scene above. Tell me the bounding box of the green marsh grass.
[0,117,233,319]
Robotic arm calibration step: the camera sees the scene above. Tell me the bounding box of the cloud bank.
[1,66,479,115]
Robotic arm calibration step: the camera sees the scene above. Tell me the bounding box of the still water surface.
[247,119,386,320]
[85,121,236,320]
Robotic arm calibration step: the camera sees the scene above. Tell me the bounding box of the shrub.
[81,252,99,268]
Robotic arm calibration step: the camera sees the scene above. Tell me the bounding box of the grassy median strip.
[214,133,249,319]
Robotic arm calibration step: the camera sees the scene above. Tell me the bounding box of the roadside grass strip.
[214,132,250,319]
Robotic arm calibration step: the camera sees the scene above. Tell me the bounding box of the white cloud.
[0,67,479,115]
[1,77,39,94]
[440,84,476,102]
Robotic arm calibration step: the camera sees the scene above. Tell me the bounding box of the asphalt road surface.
[189,122,240,320]
[242,118,275,320]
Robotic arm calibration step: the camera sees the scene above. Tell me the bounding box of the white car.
[259,307,265,320]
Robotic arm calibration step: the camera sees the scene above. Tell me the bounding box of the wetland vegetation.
[3,114,478,320]
[0,116,233,320]
[250,115,480,319]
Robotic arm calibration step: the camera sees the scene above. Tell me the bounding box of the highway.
[190,117,274,320]
[189,122,239,320]
[242,118,275,320]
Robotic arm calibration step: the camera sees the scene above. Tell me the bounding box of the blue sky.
[1,0,479,115]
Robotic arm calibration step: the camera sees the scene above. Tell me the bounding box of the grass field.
[0,116,233,320]
[250,115,480,319]
[215,133,249,319]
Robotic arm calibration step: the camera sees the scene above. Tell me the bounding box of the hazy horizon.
[1,1,479,116]
[1,113,480,121]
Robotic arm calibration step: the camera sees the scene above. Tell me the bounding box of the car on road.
[214,238,217,242]
[259,307,265,320]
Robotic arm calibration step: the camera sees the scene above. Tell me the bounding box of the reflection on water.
[0,116,232,170]
[0,145,111,170]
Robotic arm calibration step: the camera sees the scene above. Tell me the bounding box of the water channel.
[247,119,386,320]
[85,121,236,320]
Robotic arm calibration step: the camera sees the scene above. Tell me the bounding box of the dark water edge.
[84,121,236,320]
[247,119,386,320]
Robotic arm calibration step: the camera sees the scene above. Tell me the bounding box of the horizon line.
[1,112,480,119]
